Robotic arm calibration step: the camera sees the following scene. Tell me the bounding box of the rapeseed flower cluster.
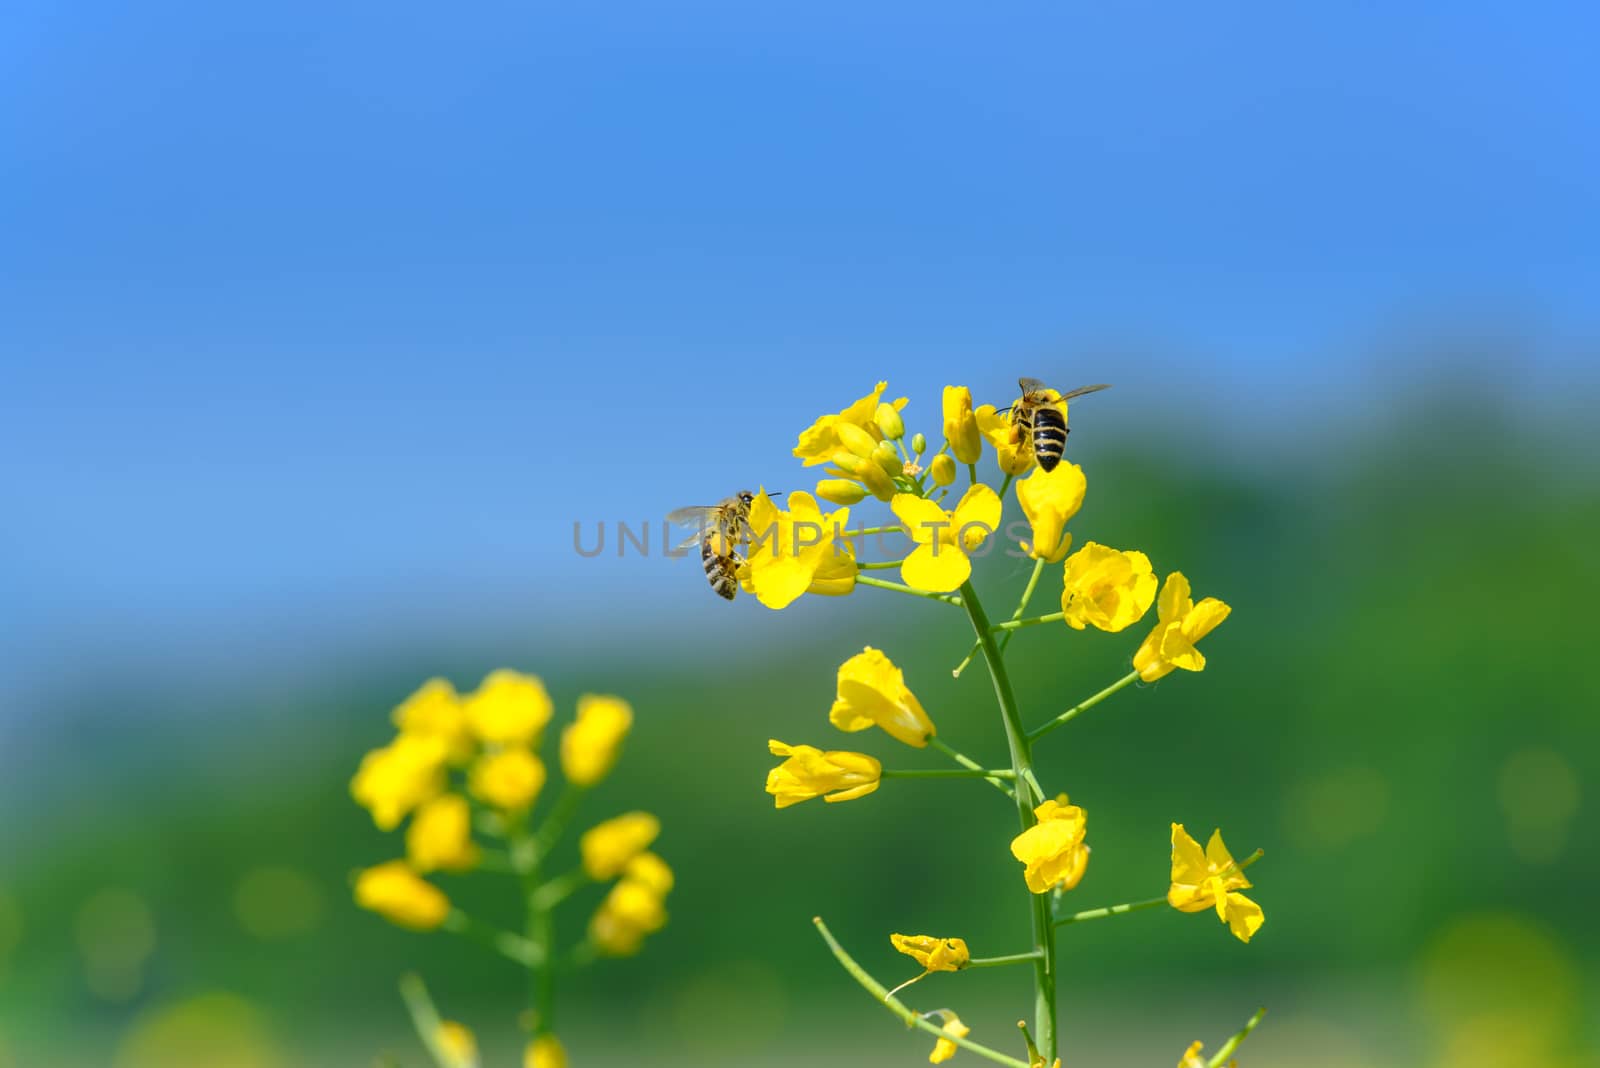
[676,377,1265,1066]
[351,673,667,1066]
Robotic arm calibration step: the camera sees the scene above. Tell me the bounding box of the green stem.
[1054,896,1165,927]
[857,575,963,606]
[880,767,1016,780]
[927,737,1017,799]
[398,972,453,1068]
[851,525,909,537]
[995,556,1048,657]
[1026,671,1141,743]
[958,580,1058,1062]
[997,471,1015,500]
[967,462,979,485]
[813,917,1031,1068]
[531,867,590,911]
[990,611,1064,632]
[965,950,1043,968]
[443,909,543,967]
[1208,1007,1267,1067]
[856,559,907,570]
[531,784,583,857]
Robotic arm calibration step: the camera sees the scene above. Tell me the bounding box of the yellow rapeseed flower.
[588,878,668,956]
[462,669,553,746]
[1009,797,1090,894]
[436,1021,478,1068]
[743,490,856,609]
[974,403,1037,476]
[929,453,957,486]
[890,485,1001,593]
[942,385,982,464]
[525,1034,568,1068]
[580,812,661,879]
[1060,542,1158,632]
[468,746,546,810]
[392,678,474,763]
[406,793,480,873]
[560,694,633,787]
[766,740,882,807]
[350,733,448,831]
[1133,573,1232,681]
[353,860,450,930]
[1015,461,1087,562]
[1168,823,1263,944]
[623,851,675,895]
[793,381,908,466]
[1178,1040,1209,1068]
[829,647,936,748]
[929,1012,970,1064]
[889,933,969,972]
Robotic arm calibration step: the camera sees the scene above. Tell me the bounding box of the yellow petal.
[1015,462,1087,562]
[942,385,982,464]
[1223,891,1264,943]
[901,541,971,594]
[1158,571,1193,623]
[1184,597,1232,642]
[830,647,935,747]
[951,483,1002,551]
[891,493,950,546]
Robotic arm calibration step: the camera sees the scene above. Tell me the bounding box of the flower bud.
[835,421,880,459]
[911,432,927,455]
[942,385,982,464]
[930,453,957,486]
[871,441,904,477]
[835,453,898,500]
[874,402,905,441]
[815,478,868,505]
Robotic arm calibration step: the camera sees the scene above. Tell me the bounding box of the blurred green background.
[5,3,1599,1065]
[4,382,1596,1067]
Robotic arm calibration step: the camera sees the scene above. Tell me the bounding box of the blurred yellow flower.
[1010,797,1090,894]
[891,485,1001,593]
[1168,823,1263,944]
[525,1034,568,1068]
[890,933,969,972]
[1060,542,1157,632]
[469,747,546,811]
[744,490,855,609]
[560,694,633,787]
[392,678,474,763]
[623,852,675,895]
[975,403,1034,476]
[929,1012,970,1063]
[829,647,936,748]
[588,878,668,956]
[353,861,449,930]
[766,740,882,808]
[580,812,661,879]
[942,385,982,464]
[436,1021,478,1068]
[1015,462,1087,562]
[406,793,480,873]
[793,381,907,466]
[350,733,448,831]
[1178,1040,1209,1067]
[1133,573,1232,682]
[463,669,553,746]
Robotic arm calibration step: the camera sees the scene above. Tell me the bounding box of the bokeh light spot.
[114,992,284,1068]
[1497,746,1580,864]
[233,866,325,940]
[1283,764,1391,851]
[75,889,156,1003]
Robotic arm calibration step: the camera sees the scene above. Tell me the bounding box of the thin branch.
[397,973,452,1068]
[927,738,1017,799]
[881,767,1016,780]
[1208,1007,1267,1067]
[812,917,1031,1068]
[856,575,963,606]
[965,950,1043,969]
[1053,896,1166,928]
[1025,670,1141,743]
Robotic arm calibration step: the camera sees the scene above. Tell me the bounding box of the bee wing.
[1057,383,1111,402]
[666,505,719,525]
[1018,376,1049,395]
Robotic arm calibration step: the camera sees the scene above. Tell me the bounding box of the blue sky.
[3,2,1597,699]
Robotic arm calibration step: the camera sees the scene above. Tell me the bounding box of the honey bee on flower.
[1003,378,1110,472]
[666,490,756,600]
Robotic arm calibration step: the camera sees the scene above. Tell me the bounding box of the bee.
[1009,378,1111,472]
[666,491,756,600]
